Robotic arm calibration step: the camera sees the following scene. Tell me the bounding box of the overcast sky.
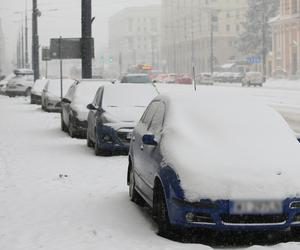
[0,0,160,67]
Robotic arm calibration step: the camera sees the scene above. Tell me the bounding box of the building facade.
[161,0,248,74]
[108,5,161,75]
[0,18,5,76]
[271,0,300,78]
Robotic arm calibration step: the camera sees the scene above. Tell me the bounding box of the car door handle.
[140,144,144,151]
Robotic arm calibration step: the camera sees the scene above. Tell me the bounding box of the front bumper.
[45,100,62,112]
[31,93,42,104]
[96,124,132,155]
[168,198,300,231]
[71,117,88,136]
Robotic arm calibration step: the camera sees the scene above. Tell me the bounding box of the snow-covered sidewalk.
[0,96,300,250]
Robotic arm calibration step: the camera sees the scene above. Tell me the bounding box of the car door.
[88,88,103,142]
[63,85,76,126]
[140,102,166,200]
[132,101,160,200]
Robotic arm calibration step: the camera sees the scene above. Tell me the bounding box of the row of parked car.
[2,69,300,239]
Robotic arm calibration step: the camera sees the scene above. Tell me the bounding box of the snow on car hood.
[71,104,89,121]
[160,89,300,202]
[104,106,145,123]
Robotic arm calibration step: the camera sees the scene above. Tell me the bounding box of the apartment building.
[271,0,300,78]
[161,0,248,74]
[108,5,161,74]
[0,18,5,75]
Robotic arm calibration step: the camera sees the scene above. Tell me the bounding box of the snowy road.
[0,85,300,250]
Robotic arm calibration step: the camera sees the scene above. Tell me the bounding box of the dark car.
[120,74,152,84]
[128,90,300,236]
[86,84,158,156]
[61,79,111,138]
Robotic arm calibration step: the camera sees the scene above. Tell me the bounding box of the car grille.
[220,214,288,224]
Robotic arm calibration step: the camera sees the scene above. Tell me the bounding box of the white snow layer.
[160,89,300,201]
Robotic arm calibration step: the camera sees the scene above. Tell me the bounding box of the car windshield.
[102,85,157,108]
[73,81,108,105]
[47,79,74,96]
[32,79,48,92]
[121,75,151,83]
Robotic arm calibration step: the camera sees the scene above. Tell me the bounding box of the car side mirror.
[62,98,71,104]
[142,134,157,146]
[87,103,96,110]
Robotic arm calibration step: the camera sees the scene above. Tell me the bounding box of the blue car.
[86,84,158,156]
[128,90,300,236]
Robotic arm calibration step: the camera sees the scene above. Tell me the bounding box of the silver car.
[41,79,75,112]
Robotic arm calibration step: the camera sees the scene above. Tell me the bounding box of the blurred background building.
[271,0,300,79]
[0,18,5,76]
[108,5,161,76]
[161,0,248,74]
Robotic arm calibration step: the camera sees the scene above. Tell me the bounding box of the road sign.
[42,47,51,61]
[50,38,94,60]
[246,56,261,64]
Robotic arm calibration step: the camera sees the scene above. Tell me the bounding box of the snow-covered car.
[5,69,34,97]
[196,73,214,85]
[0,74,15,95]
[30,79,49,105]
[242,72,264,87]
[120,74,152,84]
[128,89,300,236]
[86,84,158,156]
[41,79,75,112]
[61,79,111,138]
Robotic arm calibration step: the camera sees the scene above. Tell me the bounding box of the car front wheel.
[153,183,172,236]
[129,167,144,206]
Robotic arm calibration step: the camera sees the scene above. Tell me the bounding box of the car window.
[141,101,160,127]
[149,102,165,134]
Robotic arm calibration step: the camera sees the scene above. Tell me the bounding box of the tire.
[25,88,31,97]
[87,133,94,147]
[68,118,76,138]
[61,117,68,132]
[153,183,172,236]
[129,167,145,206]
[94,140,102,156]
[291,228,300,239]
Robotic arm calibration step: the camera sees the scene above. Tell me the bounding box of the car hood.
[103,106,145,123]
[71,104,89,121]
[159,91,300,202]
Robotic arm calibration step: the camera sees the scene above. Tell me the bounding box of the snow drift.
[159,89,300,201]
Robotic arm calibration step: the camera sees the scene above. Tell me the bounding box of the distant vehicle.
[61,79,111,138]
[128,90,300,236]
[120,74,152,84]
[0,74,15,95]
[86,84,158,156]
[30,79,49,105]
[176,74,193,85]
[273,68,287,79]
[5,69,34,97]
[41,79,75,112]
[242,72,264,87]
[196,73,214,85]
